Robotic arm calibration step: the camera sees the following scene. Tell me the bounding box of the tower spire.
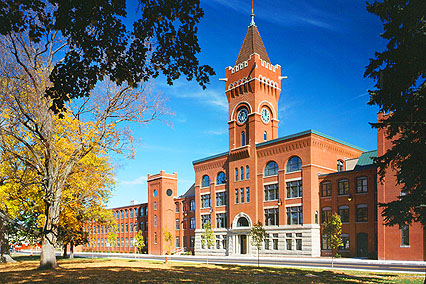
[250,0,255,27]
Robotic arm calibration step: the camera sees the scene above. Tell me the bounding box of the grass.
[0,254,424,283]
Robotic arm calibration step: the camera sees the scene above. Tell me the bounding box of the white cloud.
[203,129,228,135]
[120,176,147,186]
[172,89,228,112]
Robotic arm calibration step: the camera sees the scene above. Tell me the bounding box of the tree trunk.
[40,232,58,269]
[70,242,74,259]
[63,244,68,258]
[0,218,15,263]
[39,196,61,269]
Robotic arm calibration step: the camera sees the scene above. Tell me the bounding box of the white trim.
[147,176,178,181]
[285,203,303,207]
[263,205,279,209]
[215,210,227,213]
[258,101,277,120]
[285,177,302,182]
[230,101,252,121]
[215,189,226,193]
[286,170,302,174]
[263,181,279,186]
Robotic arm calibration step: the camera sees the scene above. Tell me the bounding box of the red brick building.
[79,14,425,261]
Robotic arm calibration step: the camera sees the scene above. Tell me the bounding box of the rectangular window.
[121,223,124,233]
[222,236,227,250]
[296,233,302,250]
[201,194,211,208]
[264,183,279,201]
[154,232,157,244]
[338,206,349,223]
[321,182,332,197]
[339,234,350,250]
[176,237,180,248]
[273,234,278,250]
[190,200,195,211]
[175,203,179,212]
[401,225,409,246]
[235,168,239,181]
[121,238,124,247]
[130,209,133,218]
[235,189,239,204]
[201,214,211,229]
[145,221,148,231]
[130,222,133,232]
[183,236,187,248]
[216,238,221,249]
[190,236,195,248]
[216,213,227,228]
[241,167,244,180]
[240,188,244,203]
[190,217,195,229]
[356,177,368,193]
[286,180,303,198]
[246,187,250,203]
[126,237,129,247]
[287,206,303,225]
[286,239,292,250]
[117,238,120,247]
[321,235,331,250]
[321,207,332,223]
[216,191,227,206]
[356,204,368,222]
[264,234,270,250]
[264,208,279,226]
[130,237,133,247]
[183,218,187,230]
[246,166,249,179]
[176,219,180,230]
[338,179,349,195]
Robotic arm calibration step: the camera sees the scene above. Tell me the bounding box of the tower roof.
[235,24,270,66]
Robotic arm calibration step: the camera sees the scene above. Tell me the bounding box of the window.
[121,210,124,219]
[286,156,302,172]
[175,203,179,212]
[235,189,239,204]
[246,166,249,179]
[286,180,302,198]
[246,187,250,203]
[201,175,210,188]
[201,194,211,208]
[264,234,270,250]
[121,223,124,233]
[121,238,124,247]
[130,209,133,218]
[356,177,368,193]
[286,233,293,250]
[135,222,138,231]
[273,234,278,250]
[154,215,157,227]
[139,208,143,217]
[201,215,211,228]
[296,233,302,250]
[338,179,349,195]
[264,161,278,176]
[240,166,244,180]
[339,234,350,250]
[321,207,331,223]
[264,183,279,201]
[338,206,349,223]
[216,237,221,249]
[183,218,187,229]
[237,216,249,227]
[154,202,157,210]
[356,204,368,222]
[183,236,187,248]
[145,221,148,231]
[265,208,279,226]
[321,182,332,197]
[287,206,303,225]
[337,160,344,172]
[222,235,227,250]
[241,131,245,146]
[401,225,409,246]
[190,217,195,229]
[144,207,148,216]
[176,237,180,248]
[117,238,120,247]
[315,211,319,224]
[190,200,195,211]
[126,238,129,247]
[190,236,195,248]
[216,191,227,206]
[216,172,227,185]
[321,234,331,250]
[125,223,128,232]
[116,211,119,219]
[176,219,180,230]
[264,131,267,141]
[130,237,133,247]
[216,213,227,228]
[240,188,244,203]
[154,232,157,244]
[125,210,128,218]
[130,222,133,232]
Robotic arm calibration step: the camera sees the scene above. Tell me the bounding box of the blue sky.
[107,0,386,208]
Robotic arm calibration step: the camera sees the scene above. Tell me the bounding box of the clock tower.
[224,13,282,151]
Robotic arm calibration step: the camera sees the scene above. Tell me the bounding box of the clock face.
[261,108,271,123]
[237,108,249,124]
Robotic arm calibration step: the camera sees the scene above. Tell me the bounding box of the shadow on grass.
[0,259,401,284]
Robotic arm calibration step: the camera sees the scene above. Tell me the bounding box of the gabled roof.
[354,150,377,170]
[179,183,195,198]
[235,25,270,65]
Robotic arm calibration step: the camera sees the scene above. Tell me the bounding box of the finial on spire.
[250,0,255,27]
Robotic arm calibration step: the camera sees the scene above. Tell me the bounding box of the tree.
[201,221,215,265]
[364,0,426,227]
[0,0,214,113]
[107,226,118,252]
[250,221,266,268]
[134,230,145,254]
[162,228,173,255]
[323,213,343,269]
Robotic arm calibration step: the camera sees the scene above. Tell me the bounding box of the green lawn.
[0,254,424,283]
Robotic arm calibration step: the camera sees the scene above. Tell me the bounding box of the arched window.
[241,131,246,147]
[264,161,279,176]
[337,160,344,172]
[286,156,302,173]
[264,131,267,141]
[216,172,227,185]
[240,166,244,180]
[237,216,249,227]
[246,165,249,179]
[201,175,210,188]
[235,168,239,181]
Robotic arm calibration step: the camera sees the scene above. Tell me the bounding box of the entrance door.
[240,235,247,254]
[356,233,368,257]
